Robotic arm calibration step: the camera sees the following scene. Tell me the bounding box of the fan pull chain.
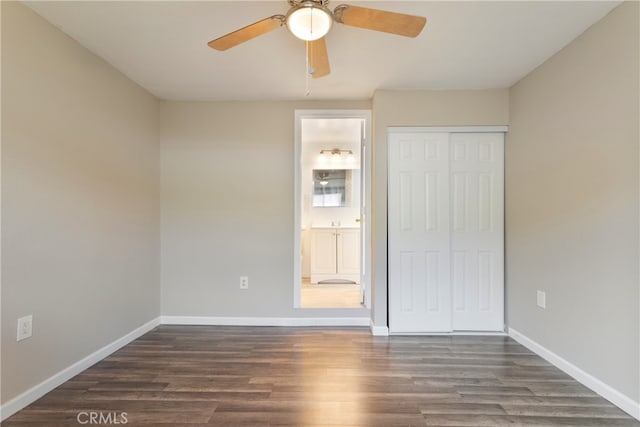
[305,41,311,96]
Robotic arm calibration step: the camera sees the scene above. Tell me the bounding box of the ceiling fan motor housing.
[288,0,330,6]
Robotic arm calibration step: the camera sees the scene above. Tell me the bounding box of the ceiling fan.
[207,0,427,79]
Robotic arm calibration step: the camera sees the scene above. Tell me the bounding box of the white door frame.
[294,109,372,309]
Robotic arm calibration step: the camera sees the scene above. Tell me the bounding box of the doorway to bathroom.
[293,110,371,309]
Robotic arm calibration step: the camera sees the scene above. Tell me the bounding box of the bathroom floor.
[300,279,362,308]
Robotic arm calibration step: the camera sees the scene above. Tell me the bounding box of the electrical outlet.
[536,290,546,309]
[239,276,249,289]
[17,315,33,341]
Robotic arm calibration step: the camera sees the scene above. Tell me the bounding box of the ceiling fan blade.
[334,5,426,38]
[307,38,330,79]
[208,15,285,51]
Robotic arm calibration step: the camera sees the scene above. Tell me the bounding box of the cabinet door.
[388,132,452,333]
[310,229,337,274]
[337,229,360,275]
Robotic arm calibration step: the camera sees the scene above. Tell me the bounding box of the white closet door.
[450,133,504,331]
[388,133,452,333]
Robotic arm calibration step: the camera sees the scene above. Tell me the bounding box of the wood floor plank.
[208,410,429,426]
[501,403,633,418]
[420,402,507,415]
[3,326,638,426]
[423,414,640,426]
[459,393,619,407]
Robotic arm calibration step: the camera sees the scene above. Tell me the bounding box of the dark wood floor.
[4,326,638,426]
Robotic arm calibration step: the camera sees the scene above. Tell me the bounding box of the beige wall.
[371,89,509,327]
[160,100,370,318]
[1,2,160,403]
[507,1,639,401]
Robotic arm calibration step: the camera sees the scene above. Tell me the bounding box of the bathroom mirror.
[312,169,353,207]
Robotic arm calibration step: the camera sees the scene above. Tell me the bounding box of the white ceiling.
[25,1,620,101]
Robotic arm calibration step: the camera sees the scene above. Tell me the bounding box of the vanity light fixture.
[319,148,353,156]
[317,148,353,163]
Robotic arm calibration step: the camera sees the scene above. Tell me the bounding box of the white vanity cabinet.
[310,228,360,284]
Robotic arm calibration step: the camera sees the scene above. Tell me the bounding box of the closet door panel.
[450,133,504,331]
[389,133,452,333]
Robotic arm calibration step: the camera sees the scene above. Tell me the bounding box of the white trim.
[509,328,640,420]
[161,315,371,327]
[389,331,507,336]
[387,126,508,134]
[0,317,160,422]
[293,111,302,308]
[370,325,389,336]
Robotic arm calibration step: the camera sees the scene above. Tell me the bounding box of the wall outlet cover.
[240,276,249,289]
[17,315,33,341]
[536,290,546,309]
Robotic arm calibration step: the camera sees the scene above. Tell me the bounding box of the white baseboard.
[370,324,389,336]
[508,328,640,420]
[0,317,160,422]
[389,331,507,336]
[161,315,371,327]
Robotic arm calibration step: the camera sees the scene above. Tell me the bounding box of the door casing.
[293,109,372,312]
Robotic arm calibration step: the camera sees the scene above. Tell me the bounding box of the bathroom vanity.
[310,227,360,284]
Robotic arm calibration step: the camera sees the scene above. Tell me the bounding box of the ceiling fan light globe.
[286,3,333,41]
